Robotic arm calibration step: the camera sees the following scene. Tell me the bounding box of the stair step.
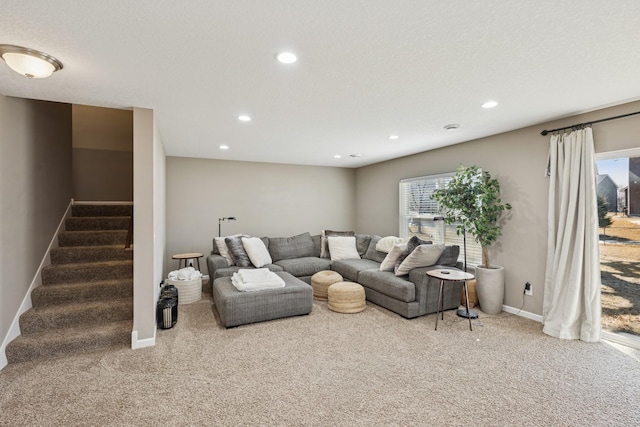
[50,245,133,264]
[41,260,133,285]
[5,202,137,366]
[72,204,133,217]
[58,230,128,247]
[5,320,132,364]
[19,298,133,335]
[31,278,133,306]
[65,216,131,231]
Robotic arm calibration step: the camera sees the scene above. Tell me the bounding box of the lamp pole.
[218,217,237,237]
[457,226,478,319]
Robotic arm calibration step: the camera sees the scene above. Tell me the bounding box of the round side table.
[172,252,204,270]
[427,269,475,331]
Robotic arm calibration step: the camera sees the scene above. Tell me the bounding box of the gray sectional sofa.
[207,232,464,320]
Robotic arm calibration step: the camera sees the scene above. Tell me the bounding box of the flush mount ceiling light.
[219,145,229,150]
[334,154,342,159]
[0,44,63,78]
[388,135,399,140]
[481,100,498,109]
[443,124,460,131]
[276,52,297,64]
[238,115,252,122]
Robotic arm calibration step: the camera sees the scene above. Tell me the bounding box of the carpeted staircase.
[5,204,134,364]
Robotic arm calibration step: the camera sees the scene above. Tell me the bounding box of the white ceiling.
[2,1,640,168]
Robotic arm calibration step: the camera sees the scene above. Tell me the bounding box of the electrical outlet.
[524,282,533,296]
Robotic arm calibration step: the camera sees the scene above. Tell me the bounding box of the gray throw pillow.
[436,245,460,267]
[269,232,316,262]
[225,235,252,267]
[364,235,386,263]
[260,236,269,251]
[394,236,432,274]
[311,234,322,257]
[355,234,372,257]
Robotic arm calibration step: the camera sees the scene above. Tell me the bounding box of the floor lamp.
[218,217,236,237]
[457,227,479,319]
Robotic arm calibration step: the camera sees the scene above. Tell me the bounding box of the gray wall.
[72,105,133,201]
[165,157,356,276]
[356,100,640,316]
[0,95,72,351]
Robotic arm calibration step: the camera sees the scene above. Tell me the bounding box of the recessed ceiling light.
[276,52,297,64]
[350,154,362,158]
[219,145,229,150]
[388,135,399,140]
[443,124,460,131]
[238,115,251,122]
[334,154,342,159]
[481,100,498,109]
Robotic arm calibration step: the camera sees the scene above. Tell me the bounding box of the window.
[399,173,482,266]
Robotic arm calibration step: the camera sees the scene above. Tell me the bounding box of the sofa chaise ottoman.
[212,271,313,327]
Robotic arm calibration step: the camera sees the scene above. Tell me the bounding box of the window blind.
[399,173,482,266]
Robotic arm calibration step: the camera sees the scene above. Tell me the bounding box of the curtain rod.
[540,110,640,136]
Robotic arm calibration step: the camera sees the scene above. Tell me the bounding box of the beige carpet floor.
[1,288,639,426]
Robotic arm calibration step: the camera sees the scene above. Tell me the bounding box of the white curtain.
[543,127,601,342]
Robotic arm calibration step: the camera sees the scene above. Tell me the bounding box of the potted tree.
[432,165,511,314]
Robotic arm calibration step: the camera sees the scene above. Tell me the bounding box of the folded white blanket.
[231,272,285,292]
[238,268,271,283]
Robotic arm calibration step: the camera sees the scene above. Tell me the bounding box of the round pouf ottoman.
[311,270,343,301]
[327,282,366,313]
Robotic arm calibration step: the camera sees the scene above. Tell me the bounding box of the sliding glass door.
[596,151,640,347]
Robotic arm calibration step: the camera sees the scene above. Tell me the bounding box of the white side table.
[427,269,475,331]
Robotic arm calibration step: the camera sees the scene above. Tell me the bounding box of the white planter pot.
[475,265,505,314]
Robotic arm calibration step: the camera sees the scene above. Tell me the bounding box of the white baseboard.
[0,200,73,371]
[601,330,640,350]
[503,306,640,353]
[131,329,156,349]
[502,304,544,323]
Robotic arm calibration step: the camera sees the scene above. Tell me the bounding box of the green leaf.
[431,165,511,267]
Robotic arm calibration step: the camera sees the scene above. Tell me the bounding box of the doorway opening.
[596,148,640,349]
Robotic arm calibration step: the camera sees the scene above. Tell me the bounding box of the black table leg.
[463,280,473,331]
[435,279,444,330]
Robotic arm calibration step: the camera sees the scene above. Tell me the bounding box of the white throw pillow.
[394,244,445,276]
[379,242,408,271]
[327,236,361,261]
[320,230,355,258]
[241,237,273,268]
[376,236,405,253]
[214,234,242,266]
